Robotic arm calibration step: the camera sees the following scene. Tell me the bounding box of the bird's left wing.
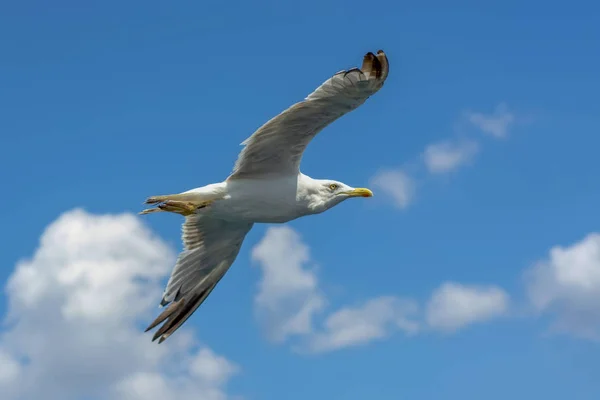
[145,215,253,343]
[228,50,389,180]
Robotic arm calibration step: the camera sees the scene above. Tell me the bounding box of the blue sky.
[1,1,600,399]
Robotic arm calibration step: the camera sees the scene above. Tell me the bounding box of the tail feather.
[140,190,226,216]
[144,189,225,205]
[139,208,166,215]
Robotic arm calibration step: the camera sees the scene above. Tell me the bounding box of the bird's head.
[307,179,373,213]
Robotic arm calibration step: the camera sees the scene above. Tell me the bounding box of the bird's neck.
[297,174,329,215]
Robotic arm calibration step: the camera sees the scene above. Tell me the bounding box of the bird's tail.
[139,192,216,216]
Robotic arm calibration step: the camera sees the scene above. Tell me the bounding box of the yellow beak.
[345,188,374,198]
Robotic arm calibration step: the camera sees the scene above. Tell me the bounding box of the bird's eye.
[329,183,338,191]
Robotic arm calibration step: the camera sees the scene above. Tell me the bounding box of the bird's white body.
[185,174,330,224]
[142,49,390,343]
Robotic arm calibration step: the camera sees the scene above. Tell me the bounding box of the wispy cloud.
[525,232,600,340]
[252,226,325,343]
[251,227,420,353]
[370,169,415,209]
[425,282,510,332]
[306,296,419,353]
[423,139,479,174]
[465,103,515,138]
[0,209,239,400]
[371,103,519,209]
[251,228,516,354]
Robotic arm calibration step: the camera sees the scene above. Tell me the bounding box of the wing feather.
[145,215,253,343]
[228,50,389,180]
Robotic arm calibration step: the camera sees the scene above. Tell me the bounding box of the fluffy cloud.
[115,347,239,400]
[526,233,600,339]
[425,282,510,332]
[251,226,326,342]
[251,227,420,353]
[0,209,239,400]
[306,296,419,353]
[423,139,479,174]
[466,103,514,138]
[370,169,415,209]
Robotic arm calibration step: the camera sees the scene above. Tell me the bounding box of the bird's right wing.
[145,215,253,343]
[227,50,389,180]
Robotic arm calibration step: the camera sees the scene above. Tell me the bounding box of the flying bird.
[142,49,390,343]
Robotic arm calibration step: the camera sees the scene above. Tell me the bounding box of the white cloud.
[306,296,419,353]
[371,104,517,208]
[251,226,325,342]
[252,228,420,353]
[423,139,479,174]
[466,103,514,138]
[526,233,600,340]
[0,209,239,400]
[426,282,509,332]
[0,348,19,387]
[370,169,415,209]
[115,347,239,400]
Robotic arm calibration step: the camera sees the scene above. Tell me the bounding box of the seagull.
[142,49,389,343]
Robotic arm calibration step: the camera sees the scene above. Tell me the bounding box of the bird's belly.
[208,191,305,224]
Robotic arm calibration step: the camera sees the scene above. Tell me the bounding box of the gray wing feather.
[145,215,253,343]
[228,50,389,180]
